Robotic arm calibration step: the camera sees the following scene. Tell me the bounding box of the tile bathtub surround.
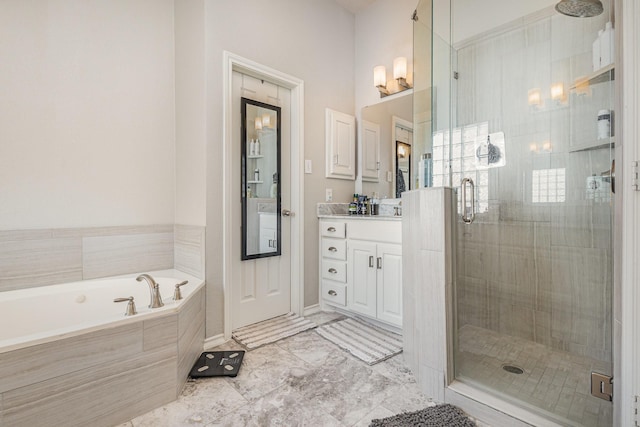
[122,312,438,427]
[0,224,206,291]
[0,287,205,427]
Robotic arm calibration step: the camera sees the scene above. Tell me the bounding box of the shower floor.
[456,324,612,427]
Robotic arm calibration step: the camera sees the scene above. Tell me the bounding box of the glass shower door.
[448,2,614,425]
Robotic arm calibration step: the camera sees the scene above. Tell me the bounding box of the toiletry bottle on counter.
[597,109,611,140]
[255,138,260,156]
[419,153,433,187]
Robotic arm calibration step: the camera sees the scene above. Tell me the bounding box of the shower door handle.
[600,159,615,194]
[461,178,475,224]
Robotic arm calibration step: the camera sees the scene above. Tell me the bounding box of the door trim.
[222,51,305,339]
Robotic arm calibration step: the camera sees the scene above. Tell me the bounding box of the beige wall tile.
[83,232,174,279]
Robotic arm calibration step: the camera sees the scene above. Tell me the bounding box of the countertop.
[318,214,402,221]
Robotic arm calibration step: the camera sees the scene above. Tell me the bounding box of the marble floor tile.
[126,318,435,427]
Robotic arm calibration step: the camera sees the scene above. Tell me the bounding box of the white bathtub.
[0,269,203,353]
[0,269,206,427]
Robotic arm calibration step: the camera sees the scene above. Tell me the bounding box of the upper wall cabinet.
[361,120,380,182]
[325,108,356,180]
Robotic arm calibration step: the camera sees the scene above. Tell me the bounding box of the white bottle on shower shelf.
[249,139,255,156]
[601,23,612,67]
[593,30,602,71]
[255,138,260,156]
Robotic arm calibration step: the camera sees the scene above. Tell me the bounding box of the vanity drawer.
[321,238,347,260]
[321,221,346,238]
[321,280,346,306]
[321,260,346,283]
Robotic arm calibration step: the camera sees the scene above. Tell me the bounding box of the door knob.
[282,209,294,217]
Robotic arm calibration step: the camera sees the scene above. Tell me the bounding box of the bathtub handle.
[113,296,137,316]
[173,280,189,301]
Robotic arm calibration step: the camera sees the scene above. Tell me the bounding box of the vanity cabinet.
[348,241,402,326]
[319,218,402,328]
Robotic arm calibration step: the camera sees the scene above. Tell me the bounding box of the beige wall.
[203,0,357,336]
[0,0,176,230]
[175,0,206,227]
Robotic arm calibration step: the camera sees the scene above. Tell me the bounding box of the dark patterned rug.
[370,404,476,427]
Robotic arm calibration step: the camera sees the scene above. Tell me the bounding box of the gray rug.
[316,317,402,365]
[370,404,476,427]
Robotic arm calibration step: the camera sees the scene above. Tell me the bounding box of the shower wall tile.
[0,234,82,292]
[174,224,205,279]
[82,232,174,279]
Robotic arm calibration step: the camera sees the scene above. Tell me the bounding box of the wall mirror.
[241,97,281,260]
[360,93,413,198]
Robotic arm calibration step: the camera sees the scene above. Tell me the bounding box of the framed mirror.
[241,97,281,260]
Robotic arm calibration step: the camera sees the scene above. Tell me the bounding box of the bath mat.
[189,351,245,378]
[370,404,476,427]
[316,317,402,365]
[232,312,317,350]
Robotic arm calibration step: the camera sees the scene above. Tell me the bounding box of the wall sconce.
[374,57,412,98]
[528,88,542,108]
[551,83,566,104]
[261,113,271,129]
[254,116,263,130]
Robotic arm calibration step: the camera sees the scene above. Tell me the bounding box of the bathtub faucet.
[136,274,164,308]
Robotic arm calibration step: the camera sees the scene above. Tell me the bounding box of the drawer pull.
[328,246,337,252]
[327,227,336,232]
[328,268,337,274]
[369,256,374,268]
[328,290,337,296]
[377,257,382,269]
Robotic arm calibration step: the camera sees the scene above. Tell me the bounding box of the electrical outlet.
[305,159,312,174]
[387,171,393,182]
[325,188,333,202]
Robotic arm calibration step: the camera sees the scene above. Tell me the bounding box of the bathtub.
[0,269,206,427]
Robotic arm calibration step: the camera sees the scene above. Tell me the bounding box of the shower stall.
[412,0,615,425]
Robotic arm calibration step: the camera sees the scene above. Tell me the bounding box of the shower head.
[555,0,603,17]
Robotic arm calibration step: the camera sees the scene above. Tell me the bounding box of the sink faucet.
[136,274,164,308]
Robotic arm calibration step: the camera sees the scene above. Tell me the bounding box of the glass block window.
[432,122,490,214]
[532,168,566,203]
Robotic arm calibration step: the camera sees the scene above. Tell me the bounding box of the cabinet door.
[348,240,377,318]
[361,120,380,182]
[325,108,356,180]
[376,243,403,327]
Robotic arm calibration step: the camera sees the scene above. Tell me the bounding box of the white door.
[376,243,403,327]
[231,72,292,329]
[325,108,356,179]
[348,240,377,318]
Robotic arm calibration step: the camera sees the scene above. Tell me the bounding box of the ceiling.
[333,0,377,14]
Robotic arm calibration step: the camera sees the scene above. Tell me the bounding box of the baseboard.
[303,304,321,316]
[202,333,227,350]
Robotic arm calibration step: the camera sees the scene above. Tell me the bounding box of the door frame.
[222,51,305,339]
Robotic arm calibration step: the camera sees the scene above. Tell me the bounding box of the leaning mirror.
[241,97,281,260]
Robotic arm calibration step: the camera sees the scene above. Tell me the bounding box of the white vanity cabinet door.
[325,108,356,180]
[361,120,380,182]
[376,243,403,327]
[348,240,378,318]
